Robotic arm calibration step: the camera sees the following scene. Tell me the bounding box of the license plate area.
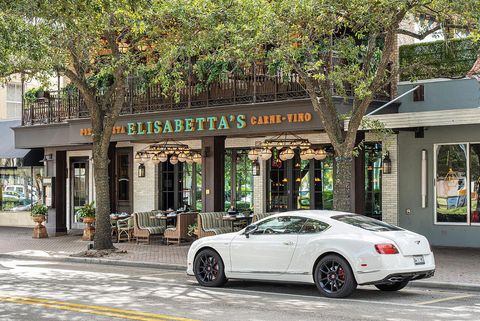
[413,255,425,265]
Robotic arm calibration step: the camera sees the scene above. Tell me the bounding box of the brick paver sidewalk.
[0,227,188,266]
[1,227,479,287]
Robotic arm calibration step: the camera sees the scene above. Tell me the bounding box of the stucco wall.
[398,125,480,247]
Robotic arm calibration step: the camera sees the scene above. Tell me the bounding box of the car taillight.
[375,244,399,254]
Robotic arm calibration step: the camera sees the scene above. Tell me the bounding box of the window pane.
[293,158,310,210]
[364,143,382,220]
[235,150,253,211]
[435,144,467,223]
[224,150,232,210]
[268,151,288,211]
[254,216,307,234]
[470,144,480,223]
[332,214,402,231]
[299,219,330,234]
[195,163,202,211]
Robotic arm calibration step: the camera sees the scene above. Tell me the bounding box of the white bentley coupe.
[187,211,435,298]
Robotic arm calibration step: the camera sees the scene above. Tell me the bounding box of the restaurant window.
[267,146,333,212]
[0,158,44,215]
[159,161,202,211]
[224,150,254,211]
[435,144,468,224]
[364,143,382,220]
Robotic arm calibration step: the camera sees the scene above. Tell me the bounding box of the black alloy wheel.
[193,249,227,287]
[375,280,409,291]
[314,254,357,298]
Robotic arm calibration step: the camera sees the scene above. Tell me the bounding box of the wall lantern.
[252,161,260,176]
[138,163,146,177]
[382,152,392,174]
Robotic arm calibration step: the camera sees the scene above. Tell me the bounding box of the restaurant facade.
[12,74,399,236]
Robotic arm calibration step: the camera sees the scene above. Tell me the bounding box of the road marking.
[417,294,475,306]
[0,296,199,321]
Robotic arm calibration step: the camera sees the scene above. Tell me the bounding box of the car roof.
[269,210,355,220]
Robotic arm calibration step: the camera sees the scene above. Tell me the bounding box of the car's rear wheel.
[375,280,409,291]
[314,254,357,298]
[193,249,227,287]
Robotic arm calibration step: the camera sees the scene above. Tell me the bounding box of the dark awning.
[0,120,43,166]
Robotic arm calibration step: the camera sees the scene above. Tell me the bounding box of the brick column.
[381,134,399,225]
[133,144,158,212]
[253,160,267,215]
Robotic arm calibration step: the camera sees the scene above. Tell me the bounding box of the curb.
[410,280,480,292]
[0,253,186,271]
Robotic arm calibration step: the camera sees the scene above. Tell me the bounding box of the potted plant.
[76,201,96,241]
[31,203,48,239]
[187,222,198,241]
[24,87,50,104]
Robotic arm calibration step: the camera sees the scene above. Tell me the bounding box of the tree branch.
[397,24,442,40]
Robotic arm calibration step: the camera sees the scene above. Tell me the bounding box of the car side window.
[299,219,330,234]
[253,216,307,235]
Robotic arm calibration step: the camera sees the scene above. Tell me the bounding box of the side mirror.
[244,224,258,238]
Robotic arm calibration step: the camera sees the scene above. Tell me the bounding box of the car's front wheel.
[193,249,227,287]
[375,280,409,291]
[314,254,357,298]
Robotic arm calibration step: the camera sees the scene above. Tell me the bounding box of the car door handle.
[283,241,295,246]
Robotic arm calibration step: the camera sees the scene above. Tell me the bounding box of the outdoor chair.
[117,217,134,242]
[133,211,167,244]
[251,213,273,223]
[164,212,197,245]
[196,212,231,238]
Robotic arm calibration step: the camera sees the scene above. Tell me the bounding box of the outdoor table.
[222,215,252,232]
[153,213,177,227]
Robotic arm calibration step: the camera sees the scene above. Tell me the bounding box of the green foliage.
[400,38,479,81]
[187,222,197,237]
[76,202,96,219]
[31,204,48,217]
[24,87,47,104]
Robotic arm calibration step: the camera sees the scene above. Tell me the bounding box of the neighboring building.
[12,67,398,236]
[365,35,480,247]
[0,76,61,227]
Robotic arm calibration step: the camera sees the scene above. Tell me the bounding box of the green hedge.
[399,38,478,81]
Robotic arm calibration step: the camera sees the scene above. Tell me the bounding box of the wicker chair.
[164,212,197,245]
[196,212,231,239]
[133,211,167,244]
[251,213,273,223]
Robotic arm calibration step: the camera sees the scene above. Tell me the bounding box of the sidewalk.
[0,227,479,290]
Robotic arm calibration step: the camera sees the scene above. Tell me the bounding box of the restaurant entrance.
[70,157,89,229]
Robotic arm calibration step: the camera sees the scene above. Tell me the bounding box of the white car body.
[187,210,435,286]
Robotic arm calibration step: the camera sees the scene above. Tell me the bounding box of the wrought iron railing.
[22,64,391,126]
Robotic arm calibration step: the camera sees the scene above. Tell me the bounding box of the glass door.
[70,158,89,229]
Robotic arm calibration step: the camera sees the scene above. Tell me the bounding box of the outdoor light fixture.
[382,152,392,174]
[252,161,260,176]
[135,140,202,165]
[314,149,327,160]
[138,163,146,177]
[251,132,328,162]
[248,149,259,161]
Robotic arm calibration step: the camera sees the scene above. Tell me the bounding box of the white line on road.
[417,295,475,306]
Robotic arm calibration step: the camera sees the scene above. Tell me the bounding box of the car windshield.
[331,214,402,232]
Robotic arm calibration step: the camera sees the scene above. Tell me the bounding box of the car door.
[229,216,307,274]
[287,218,331,275]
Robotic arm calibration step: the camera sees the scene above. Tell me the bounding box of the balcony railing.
[22,64,391,126]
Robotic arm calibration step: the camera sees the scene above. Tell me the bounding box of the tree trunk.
[333,156,353,212]
[92,142,114,250]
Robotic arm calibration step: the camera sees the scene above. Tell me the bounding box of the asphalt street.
[0,258,479,321]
